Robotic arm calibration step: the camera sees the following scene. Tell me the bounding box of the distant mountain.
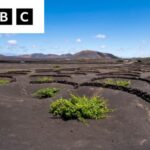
[0,50,118,60]
[0,54,5,57]
[19,53,59,59]
[73,50,118,59]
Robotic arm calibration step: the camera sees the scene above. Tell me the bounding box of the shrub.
[49,95,112,122]
[104,79,131,87]
[37,77,53,83]
[0,79,10,85]
[53,65,60,68]
[33,88,58,98]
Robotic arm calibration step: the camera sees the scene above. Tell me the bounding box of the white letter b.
[0,12,8,22]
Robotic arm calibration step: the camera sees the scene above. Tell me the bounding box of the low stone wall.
[30,80,79,88]
[91,76,150,84]
[30,74,71,78]
[0,75,16,83]
[80,82,150,103]
[96,72,140,77]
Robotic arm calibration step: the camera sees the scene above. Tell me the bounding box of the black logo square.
[16,9,33,25]
[0,9,12,25]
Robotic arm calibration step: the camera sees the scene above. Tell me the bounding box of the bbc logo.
[0,9,33,25]
[0,0,44,33]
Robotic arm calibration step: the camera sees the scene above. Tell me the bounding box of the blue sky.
[0,0,150,58]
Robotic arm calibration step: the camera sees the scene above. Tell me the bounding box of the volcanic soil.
[0,62,150,150]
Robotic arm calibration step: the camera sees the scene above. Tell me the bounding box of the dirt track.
[0,62,150,150]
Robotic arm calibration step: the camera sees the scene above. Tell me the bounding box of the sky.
[0,0,150,58]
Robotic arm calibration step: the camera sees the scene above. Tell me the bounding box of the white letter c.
[20,12,28,22]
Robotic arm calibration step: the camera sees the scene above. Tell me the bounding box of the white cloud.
[95,34,107,39]
[7,40,17,45]
[54,46,60,49]
[117,48,125,51]
[100,45,107,49]
[76,38,82,43]
[32,44,37,48]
